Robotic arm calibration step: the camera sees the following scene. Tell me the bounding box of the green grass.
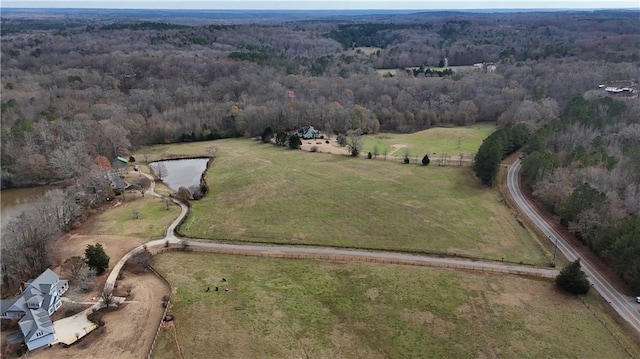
[178,138,543,264]
[152,253,640,359]
[362,124,496,158]
[89,196,180,239]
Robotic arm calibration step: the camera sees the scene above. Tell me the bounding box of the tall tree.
[345,129,363,157]
[85,243,110,275]
[473,138,503,185]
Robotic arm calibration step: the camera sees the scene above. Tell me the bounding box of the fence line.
[579,297,637,358]
[151,247,555,279]
[143,246,554,358]
[146,265,172,359]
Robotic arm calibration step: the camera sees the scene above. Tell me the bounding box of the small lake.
[1,186,57,227]
[149,158,209,191]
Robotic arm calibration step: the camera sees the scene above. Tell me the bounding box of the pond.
[149,158,209,192]
[1,186,57,227]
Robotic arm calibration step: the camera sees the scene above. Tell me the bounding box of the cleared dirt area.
[299,138,350,155]
[28,271,167,359]
[48,234,150,297]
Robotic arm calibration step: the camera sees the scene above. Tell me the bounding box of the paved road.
[508,159,640,333]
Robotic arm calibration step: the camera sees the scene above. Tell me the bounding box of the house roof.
[107,172,126,190]
[27,269,59,293]
[19,309,54,341]
[2,269,67,350]
[1,298,18,313]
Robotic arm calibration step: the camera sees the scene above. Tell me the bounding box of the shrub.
[178,186,192,200]
[422,154,431,166]
[367,152,372,159]
[556,259,590,294]
[403,157,410,164]
[288,134,302,149]
[310,146,318,152]
[127,249,153,273]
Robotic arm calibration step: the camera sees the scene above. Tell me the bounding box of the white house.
[1,269,69,351]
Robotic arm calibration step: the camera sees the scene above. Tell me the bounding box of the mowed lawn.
[362,124,495,158]
[152,253,639,359]
[87,196,180,239]
[180,138,543,263]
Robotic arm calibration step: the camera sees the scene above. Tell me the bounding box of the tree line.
[0,9,638,292]
[521,96,640,293]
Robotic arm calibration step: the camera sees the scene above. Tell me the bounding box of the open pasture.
[152,253,639,359]
[362,124,495,159]
[179,138,543,264]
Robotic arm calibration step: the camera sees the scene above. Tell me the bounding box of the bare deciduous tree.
[151,162,168,180]
[101,287,114,308]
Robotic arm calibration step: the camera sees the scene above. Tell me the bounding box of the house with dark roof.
[0,269,69,351]
[107,171,126,194]
[297,125,320,139]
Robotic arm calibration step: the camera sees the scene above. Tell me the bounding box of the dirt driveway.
[28,271,167,359]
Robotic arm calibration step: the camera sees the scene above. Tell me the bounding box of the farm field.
[362,124,495,159]
[174,138,544,264]
[176,139,546,263]
[152,253,640,359]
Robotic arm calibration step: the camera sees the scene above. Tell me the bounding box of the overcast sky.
[2,1,638,10]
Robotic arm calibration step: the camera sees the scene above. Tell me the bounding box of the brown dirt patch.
[48,234,149,301]
[28,271,168,359]
[300,139,350,155]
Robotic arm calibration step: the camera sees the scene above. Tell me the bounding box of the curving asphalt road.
[508,159,640,333]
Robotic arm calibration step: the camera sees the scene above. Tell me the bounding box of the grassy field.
[87,196,180,239]
[175,138,543,264]
[362,124,495,158]
[152,253,640,359]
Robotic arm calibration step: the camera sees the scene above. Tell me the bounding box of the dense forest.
[0,9,639,290]
[521,96,640,292]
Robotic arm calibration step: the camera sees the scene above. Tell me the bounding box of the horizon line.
[2,7,638,10]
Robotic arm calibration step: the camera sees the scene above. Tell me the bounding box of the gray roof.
[2,269,67,350]
[19,309,54,341]
[1,298,18,313]
[27,269,60,295]
[107,171,126,190]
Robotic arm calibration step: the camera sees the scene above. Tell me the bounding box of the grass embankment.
[362,124,495,158]
[152,253,639,359]
[179,138,542,263]
[88,196,180,239]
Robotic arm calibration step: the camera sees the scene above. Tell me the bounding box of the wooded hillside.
[2,10,638,188]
